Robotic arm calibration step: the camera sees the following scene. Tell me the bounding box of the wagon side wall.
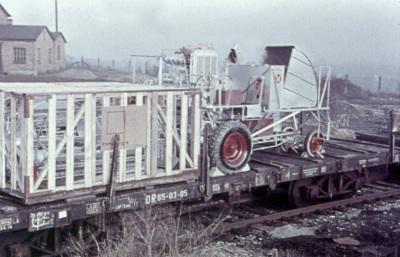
[0,88,201,203]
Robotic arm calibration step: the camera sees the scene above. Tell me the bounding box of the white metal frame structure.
[0,83,201,203]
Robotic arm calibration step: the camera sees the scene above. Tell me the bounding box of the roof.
[0,4,11,17]
[0,25,49,41]
[51,32,67,43]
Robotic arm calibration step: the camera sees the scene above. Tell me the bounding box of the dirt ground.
[211,195,400,257]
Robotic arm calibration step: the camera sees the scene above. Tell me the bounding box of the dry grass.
[63,206,228,257]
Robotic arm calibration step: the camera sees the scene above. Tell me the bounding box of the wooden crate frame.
[0,83,201,203]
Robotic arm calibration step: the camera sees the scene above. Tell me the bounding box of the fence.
[66,57,132,72]
[346,74,400,94]
[67,57,161,76]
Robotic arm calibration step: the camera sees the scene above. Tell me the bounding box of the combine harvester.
[165,45,331,174]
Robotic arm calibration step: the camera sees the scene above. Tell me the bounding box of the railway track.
[210,181,400,235]
[60,180,400,257]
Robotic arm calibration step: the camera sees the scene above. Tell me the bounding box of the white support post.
[25,98,34,193]
[47,96,56,191]
[192,94,201,168]
[150,93,159,177]
[146,95,151,177]
[165,92,173,175]
[91,96,96,183]
[118,93,127,183]
[84,94,93,188]
[102,96,110,185]
[66,95,75,190]
[10,97,17,190]
[0,92,4,188]
[135,93,143,180]
[179,93,188,171]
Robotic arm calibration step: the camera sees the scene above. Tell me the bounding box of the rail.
[213,186,400,234]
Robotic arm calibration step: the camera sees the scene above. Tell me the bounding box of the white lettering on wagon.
[0,218,12,231]
[303,168,318,177]
[145,190,188,205]
[86,202,102,215]
[115,197,139,210]
[30,211,54,231]
[212,184,221,192]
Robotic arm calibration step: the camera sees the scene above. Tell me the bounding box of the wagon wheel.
[209,121,252,174]
[288,178,314,207]
[304,130,324,157]
[339,171,362,199]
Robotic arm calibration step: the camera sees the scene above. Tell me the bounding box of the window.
[37,48,41,65]
[48,48,52,64]
[14,48,26,64]
[57,45,61,60]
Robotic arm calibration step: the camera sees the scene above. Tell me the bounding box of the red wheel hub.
[309,136,323,153]
[222,132,247,165]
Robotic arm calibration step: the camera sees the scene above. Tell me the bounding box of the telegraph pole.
[378,75,381,98]
[55,0,58,32]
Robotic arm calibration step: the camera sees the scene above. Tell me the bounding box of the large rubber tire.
[209,121,252,174]
[304,130,324,157]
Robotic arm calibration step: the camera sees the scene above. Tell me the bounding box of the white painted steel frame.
[0,84,201,200]
[0,92,4,189]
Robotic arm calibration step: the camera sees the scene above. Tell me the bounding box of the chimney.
[7,18,12,25]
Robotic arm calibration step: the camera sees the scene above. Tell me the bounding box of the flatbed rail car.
[0,82,397,254]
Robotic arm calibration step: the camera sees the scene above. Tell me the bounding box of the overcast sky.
[1,0,399,79]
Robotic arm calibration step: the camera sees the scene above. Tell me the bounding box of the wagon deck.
[0,133,397,233]
[249,138,398,183]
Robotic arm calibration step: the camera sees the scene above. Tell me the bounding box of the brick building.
[0,4,66,75]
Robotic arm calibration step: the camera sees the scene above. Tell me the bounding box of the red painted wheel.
[209,121,252,174]
[304,130,324,157]
[222,132,248,165]
[309,136,323,153]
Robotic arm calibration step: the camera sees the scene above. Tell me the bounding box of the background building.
[0,4,66,75]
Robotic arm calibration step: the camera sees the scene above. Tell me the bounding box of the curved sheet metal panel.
[263,46,318,109]
[282,48,317,108]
